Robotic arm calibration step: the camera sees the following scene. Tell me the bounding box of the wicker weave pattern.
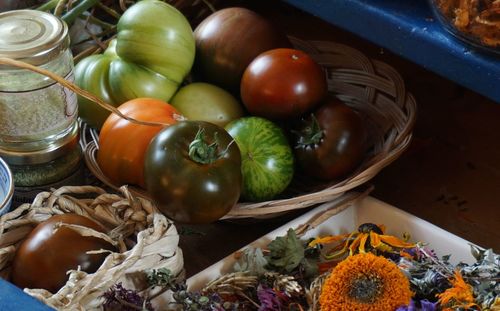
[85,37,417,219]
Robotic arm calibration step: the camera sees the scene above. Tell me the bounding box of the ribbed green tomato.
[225,117,294,202]
[74,0,195,128]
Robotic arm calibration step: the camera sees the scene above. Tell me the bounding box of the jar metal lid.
[0,10,69,66]
[0,122,79,165]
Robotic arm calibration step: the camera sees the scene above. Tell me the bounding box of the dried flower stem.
[96,2,122,19]
[83,20,109,50]
[73,35,116,63]
[54,0,69,16]
[84,14,116,30]
[237,290,260,308]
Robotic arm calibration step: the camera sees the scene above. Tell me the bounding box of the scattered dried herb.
[146,268,174,288]
[172,286,227,311]
[459,246,500,309]
[102,283,153,311]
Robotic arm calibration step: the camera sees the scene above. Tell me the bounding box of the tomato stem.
[188,127,223,164]
[295,114,323,147]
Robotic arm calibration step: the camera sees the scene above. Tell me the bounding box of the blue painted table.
[282,0,500,103]
[0,279,54,310]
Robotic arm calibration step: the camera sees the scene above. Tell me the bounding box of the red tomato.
[194,7,291,94]
[11,214,115,293]
[97,98,182,188]
[240,48,328,120]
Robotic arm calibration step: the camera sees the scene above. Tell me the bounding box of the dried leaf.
[266,229,304,272]
[233,248,268,275]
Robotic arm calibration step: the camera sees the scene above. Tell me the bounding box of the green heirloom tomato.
[74,0,195,129]
[170,82,244,127]
[225,117,294,202]
[144,121,242,224]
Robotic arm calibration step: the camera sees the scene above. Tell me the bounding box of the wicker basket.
[84,37,417,219]
[0,185,183,310]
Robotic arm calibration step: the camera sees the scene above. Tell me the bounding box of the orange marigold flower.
[319,253,412,311]
[437,270,480,311]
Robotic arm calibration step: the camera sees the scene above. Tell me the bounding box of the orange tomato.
[97,98,182,188]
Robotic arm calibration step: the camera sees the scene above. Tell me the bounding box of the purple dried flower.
[396,299,437,311]
[257,284,282,311]
[420,300,438,311]
[102,283,154,311]
[396,299,417,311]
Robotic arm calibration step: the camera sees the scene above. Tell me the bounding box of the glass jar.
[428,0,500,54]
[0,10,81,186]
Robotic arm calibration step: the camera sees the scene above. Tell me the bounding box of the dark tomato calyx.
[188,125,237,165]
[294,114,324,148]
[358,223,383,234]
[188,127,224,164]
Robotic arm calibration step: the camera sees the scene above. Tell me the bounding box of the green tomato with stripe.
[225,116,294,202]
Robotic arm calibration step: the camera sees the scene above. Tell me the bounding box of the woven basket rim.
[83,37,417,219]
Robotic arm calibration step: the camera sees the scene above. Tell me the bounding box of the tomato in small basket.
[97,98,182,188]
[241,48,328,120]
[225,116,294,202]
[144,120,242,224]
[194,7,291,93]
[292,97,367,181]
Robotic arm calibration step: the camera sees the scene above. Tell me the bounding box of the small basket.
[0,185,183,310]
[84,37,417,219]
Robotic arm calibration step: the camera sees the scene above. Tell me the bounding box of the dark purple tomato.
[194,7,291,93]
[144,121,242,224]
[241,48,328,120]
[11,214,115,293]
[292,97,367,180]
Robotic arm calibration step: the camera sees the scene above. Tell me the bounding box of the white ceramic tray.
[187,194,477,290]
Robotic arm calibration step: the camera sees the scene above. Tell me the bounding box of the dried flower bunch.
[122,223,496,311]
